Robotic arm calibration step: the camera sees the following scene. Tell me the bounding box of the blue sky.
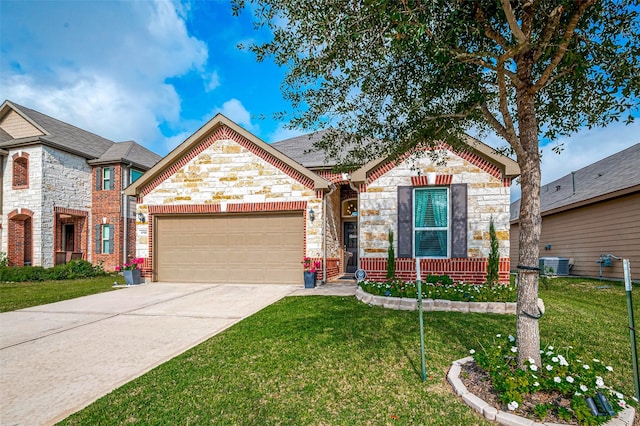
[1,0,638,201]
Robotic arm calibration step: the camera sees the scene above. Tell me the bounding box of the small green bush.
[0,260,107,282]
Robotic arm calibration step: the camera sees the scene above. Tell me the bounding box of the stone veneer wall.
[136,137,325,262]
[1,146,92,267]
[359,149,512,283]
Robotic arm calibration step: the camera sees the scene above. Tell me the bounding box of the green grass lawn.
[58,277,639,425]
[0,275,122,312]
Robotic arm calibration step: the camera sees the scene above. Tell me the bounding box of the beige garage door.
[155,213,304,284]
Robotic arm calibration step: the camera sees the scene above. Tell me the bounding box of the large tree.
[233,0,640,367]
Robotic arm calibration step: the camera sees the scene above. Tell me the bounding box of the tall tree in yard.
[233,0,640,367]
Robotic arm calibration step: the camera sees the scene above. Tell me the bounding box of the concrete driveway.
[0,283,300,426]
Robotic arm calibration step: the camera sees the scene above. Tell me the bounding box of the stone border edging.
[448,356,636,426]
[355,286,517,314]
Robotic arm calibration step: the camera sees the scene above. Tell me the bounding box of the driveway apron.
[0,283,297,426]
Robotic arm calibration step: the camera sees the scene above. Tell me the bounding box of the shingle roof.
[270,129,345,168]
[510,143,640,221]
[89,141,162,169]
[0,100,161,169]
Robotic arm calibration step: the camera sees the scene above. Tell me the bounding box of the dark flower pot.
[123,269,142,285]
[303,271,317,288]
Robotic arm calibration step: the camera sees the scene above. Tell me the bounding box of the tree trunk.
[515,89,542,368]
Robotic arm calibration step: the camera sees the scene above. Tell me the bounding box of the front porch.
[53,207,88,266]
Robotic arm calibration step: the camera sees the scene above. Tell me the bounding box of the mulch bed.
[460,360,582,425]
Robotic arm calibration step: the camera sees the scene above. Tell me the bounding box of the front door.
[343,221,358,273]
[64,224,75,252]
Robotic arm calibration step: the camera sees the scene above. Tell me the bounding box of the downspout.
[323,183,337,284]
[122,163,132,265]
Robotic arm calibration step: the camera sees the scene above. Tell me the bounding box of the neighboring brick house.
[126,114,520,285]
[0,100,161,270]
[510,143,639,280]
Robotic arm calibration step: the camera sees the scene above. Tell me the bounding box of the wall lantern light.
[309,208,315,222]
[137,212,146,223]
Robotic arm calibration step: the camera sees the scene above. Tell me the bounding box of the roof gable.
[0,100,115,159]
[351,138,520,184]
[0,108,45,139]
[125,114,330,197]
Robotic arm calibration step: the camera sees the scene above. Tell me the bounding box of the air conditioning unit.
[539,257,570,276]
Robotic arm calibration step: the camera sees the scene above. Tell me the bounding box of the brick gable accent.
[140,125,315,198]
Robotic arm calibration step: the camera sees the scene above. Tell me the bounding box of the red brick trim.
[227,201,306,212]
[360,257,511,284]
[148,201,307,215]
[316,170,349,184]
[7,208,34,220]
[54,207,88,217]
[140,125,315,198]
[411,175,453,186]
[149,204,222,215]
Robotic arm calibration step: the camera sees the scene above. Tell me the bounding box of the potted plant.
[302,257,321,288]
[116,257,144,285]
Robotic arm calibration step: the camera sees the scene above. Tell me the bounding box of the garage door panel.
[155,213,303,284]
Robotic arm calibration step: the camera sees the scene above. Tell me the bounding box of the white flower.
[580,385,588,392]
[496,334,502,338]
[533,381,540,387]
[593,358,600,363]
[583,364,590,370]
[552,356,559,363]
[596,377,605,388]
[546,365,553,371]
[528,358,535,364]
[508,335,515,342]
[546,351,553,356]
[618,400,627,408]
[530,364,538,372]
[469,349,476,354]
[507,401,519,411]
[575,392,582,396]
[554,377,562,383]
[606,366,614,371]
[566,376,574,383]
[511,346,518,353]
[615,391,624,399]
[577,359,582,363]
[531,374,537,379]
[548,346,554,350]
[558,355,569,366]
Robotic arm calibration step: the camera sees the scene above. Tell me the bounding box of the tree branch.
[496,55,519,143]
[531,0,597,93]
[533,4,565,62]
[500,0,527,44]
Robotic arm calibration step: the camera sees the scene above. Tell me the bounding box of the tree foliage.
[233,0,640,367]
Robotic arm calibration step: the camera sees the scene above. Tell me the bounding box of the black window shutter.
[95,224,101,254]
[397,186,413,258]
[108,166,114,190]
[96,168,102,191]
[108,224,115,254]
[451,183,468,258]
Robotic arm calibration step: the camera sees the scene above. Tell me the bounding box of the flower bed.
[355,286,517,314]
[359,277,517,302]
[454,334,637,425]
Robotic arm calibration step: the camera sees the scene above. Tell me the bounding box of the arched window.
[12,154,29,189]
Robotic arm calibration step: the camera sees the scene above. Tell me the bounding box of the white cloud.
[0,0,208,153]
[205,70,221,92]
[213,98,259,134]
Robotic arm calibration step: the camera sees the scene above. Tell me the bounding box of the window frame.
[101,224,111,254]
[412,187,450,258]
[102,167,112,190]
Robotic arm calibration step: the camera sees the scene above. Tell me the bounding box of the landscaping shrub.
[359,276,517,302]
[0,260,107,282]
